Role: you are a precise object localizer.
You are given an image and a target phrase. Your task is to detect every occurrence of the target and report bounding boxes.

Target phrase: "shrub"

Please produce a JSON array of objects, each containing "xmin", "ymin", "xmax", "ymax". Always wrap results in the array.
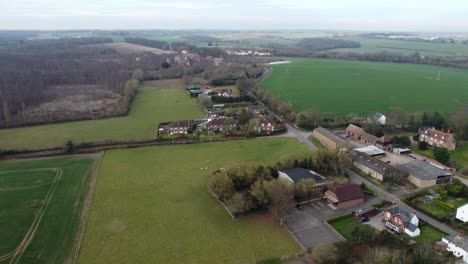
[
  {"xmin": 461, "ymin": 167, "xmax": 468, "ymax": 176},
  {"xmin": 433, "ymin": 147, "xmax": 451, "ymax": 165},
  {"xmin": 418, "ymin": 141, "xmax": 428, "ymax": 151}
]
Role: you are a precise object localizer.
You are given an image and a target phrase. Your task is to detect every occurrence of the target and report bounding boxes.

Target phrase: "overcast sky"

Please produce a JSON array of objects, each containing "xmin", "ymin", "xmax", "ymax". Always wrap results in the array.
[{"xmin": 1, "ymin": 0, "xmax": 468, "ymax": 32}]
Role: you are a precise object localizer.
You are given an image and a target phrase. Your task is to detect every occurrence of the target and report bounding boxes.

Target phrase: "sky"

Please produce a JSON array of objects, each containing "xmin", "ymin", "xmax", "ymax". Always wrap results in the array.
[{"xmin": 1, "ymin": 0, "xmax": 468, "ymax": 32}]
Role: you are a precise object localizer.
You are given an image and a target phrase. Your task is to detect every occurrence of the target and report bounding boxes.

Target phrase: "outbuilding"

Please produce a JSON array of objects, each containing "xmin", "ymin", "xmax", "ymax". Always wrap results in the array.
[
  {"xmin": 312, "ymin": 127, "xmax": 349, "ymax": 151},
  {"xmin": 398, "ymin": 159, "xmax": 453, "ymax": 188},
  {"xmin": 324, "ymin": 184, "xmax": 365, "ymax": 208}
]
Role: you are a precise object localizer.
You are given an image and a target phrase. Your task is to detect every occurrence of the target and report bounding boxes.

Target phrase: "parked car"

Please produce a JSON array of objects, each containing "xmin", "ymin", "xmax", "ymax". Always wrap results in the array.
[
  {"xmin": 296, "ymin": 204, "xmax": 304, "ymax": 211},
  {"xmin": 360, "ymin": 217, "xmax": 369, "ymax": 223}
]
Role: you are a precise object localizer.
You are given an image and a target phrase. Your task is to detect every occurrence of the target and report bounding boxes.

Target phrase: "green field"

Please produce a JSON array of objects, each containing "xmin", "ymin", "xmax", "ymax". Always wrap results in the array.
[
  {"xmin": 78, "ymin": 139, "xmax": 308, "ymax": 264},
  {"xmin": 262, "ymin": 58, "xmax": 468, "ymax": 117},
  {"xmin": 333, "ymin": 36, "xmax": 468, "ymax": 57},
  {"xmin": 0, "ymin": 155, "xmax": 96, "ymax": 264},
  {"xmin": 413, "ymin": 224, "xmax": 447, "ymax": 243},
  {"xmin": 0, "ymin": 83, "xmax": 204, "ymax": 150}
]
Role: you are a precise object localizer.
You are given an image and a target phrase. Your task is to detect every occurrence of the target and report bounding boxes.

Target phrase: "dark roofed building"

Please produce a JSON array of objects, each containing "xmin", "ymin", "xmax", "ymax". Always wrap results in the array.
[
  {"xmin": 350, "ymin": 150, "xmax": 407, "ymax": 181},
  {"xmin": 206, "ymin": 118, "xmax": 237, "ymax": 132},
  {"xmin": 324, "ymin": 184, "xmax": 365, "ymax": 208},
  {"xmin": 278, "ymin": 168, "xmax": 326, "ymax": 184},
  {"xmin": 157, "ymin": 120, "xmax": 193, "ymax": 136},
  {"xmin": 442, "ymin": 233, "xmax": 468, "ymax": 262},
  {"xmin": 312, "ymin": 127, "xmax": 349, "ymax": 151},
  {"xmin": 398, "ymin": 159, "xmax": 453, "ymax": 188},
  {"xmin": 360, "ymin": 132, "xmax": 379, "ymax": 145}
]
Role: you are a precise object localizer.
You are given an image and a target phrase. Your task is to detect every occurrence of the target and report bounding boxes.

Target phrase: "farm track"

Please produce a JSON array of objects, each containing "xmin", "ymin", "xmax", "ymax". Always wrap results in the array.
[{"xmin": 0, "ymin": 168, "xmax": 63, "ymax": 264}]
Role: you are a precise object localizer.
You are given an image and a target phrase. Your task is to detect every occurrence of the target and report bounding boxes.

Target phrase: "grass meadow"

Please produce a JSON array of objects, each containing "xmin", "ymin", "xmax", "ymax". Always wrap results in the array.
[
  {"xmin": 0, "ymin": 156, "xmax": 96, "ymax": 264},
  {"xmin": 0, "ymin": 81, "xmax": 204, "ymax": 150},
  {"xmin": 78, "ymin": 139, "xmax": 309, "ymax": 264},
  {"xmin": 261, "ymin": 58, "xmax": 468, "ymax": 117}
]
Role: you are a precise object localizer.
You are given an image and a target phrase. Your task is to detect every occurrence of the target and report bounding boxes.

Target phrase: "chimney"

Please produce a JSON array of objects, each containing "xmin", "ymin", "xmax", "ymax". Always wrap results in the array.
[{"xmin": 458, "ymin": 231, "xmax": 464, "ymax": 237}]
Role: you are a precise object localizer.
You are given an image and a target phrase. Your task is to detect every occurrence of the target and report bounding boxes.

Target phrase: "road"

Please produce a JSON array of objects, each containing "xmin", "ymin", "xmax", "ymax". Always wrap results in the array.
[{"xmin": 346, "ymin": 169, "xmax": 457, "ymax": 235}]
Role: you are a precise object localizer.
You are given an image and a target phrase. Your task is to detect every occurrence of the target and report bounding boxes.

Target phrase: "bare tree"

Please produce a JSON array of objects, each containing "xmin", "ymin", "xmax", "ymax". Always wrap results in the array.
[
  {"xmin": 311, "ymin": 243, "xmax": 338, "ymax": 264},
  {"xmin": 266, "ymin": 180, "xmax": 293, "ymax": 225}
]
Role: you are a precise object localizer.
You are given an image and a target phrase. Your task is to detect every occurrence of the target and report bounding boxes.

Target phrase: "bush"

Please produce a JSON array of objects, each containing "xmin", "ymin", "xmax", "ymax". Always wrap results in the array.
[
  {"xmin": 418, "ymin": 141, "xmax": 428, "ymax": 150},
  {"xmin": 461, "ymin": 167, "xmax": 468, "ymax": 176},
  {"xmin": 433, "ymin": 147, "xmax": 451, "ymax": 165}
]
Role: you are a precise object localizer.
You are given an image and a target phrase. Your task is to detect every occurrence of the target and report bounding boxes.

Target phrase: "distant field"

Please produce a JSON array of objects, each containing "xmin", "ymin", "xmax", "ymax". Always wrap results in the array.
[
  {"xmin": 0, "ymin": 80, "xmax": 204, "ymax": 150},
  {"xmin": 84, "ymin": 42, "xmax": 175, "ymax": 55},
  {"xmin": 0, "ymin": 156, "xmax": 96, "ymax": 264},
  {"xmin": 261, "ymin": 58, "xmax": 468, "ymax": 117},
  {"xmin": 78, "ymin": 139, "xmax": 308, "ymax": 264},
  {"xmin": 332, "ymin": 36, "xmax": 468, "ymax": 57}
]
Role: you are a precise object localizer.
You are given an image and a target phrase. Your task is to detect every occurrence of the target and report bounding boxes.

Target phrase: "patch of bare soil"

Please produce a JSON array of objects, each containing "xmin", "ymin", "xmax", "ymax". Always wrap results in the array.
[
  {"xmin": 84, "ymin": 43, "xmax": 176, "ymax": 55},
  {"xmin": 142, "ymin": 79, "xmax": 184, "ymax": 90}
]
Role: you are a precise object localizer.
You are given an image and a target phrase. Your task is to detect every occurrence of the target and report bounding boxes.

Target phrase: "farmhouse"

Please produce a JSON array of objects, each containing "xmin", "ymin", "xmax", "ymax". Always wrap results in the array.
[
  {"xmin": 323, "ymin": 184, "xmax": 365, "ymax": 208},
  {"xmin": 345, "ymin": 124, "xmax": 365, "ymax": 140},
  {"xmin": 441, "ymin": 233, "xmax": 468, "ymax": 263},
  {"xmin": 259, "ymin": 117, "xmax": 277, "ymax": 133},
  {"xmin": 383, "ymin": 206, "xmax": 420, "ymax": 237},
  {"xmin": 368, "ymin": 112, "xmax": 386, "ymax": 125},
  {"xmin": 350, "ymin": 150, "xmax": 405, "ymax": 181},
  {"xmin": 398, "ymin": 159, "xmax": 453, "ymax": 188},
  {"xmin": 278, "ymin": 168, "xmax": 330, "ymax": 188},
  {"xmin": 158, "ymin": 120, "xmax": 193, "ymax": 136},
  {"xmin": 312, "ymin": 127, "xmax": 349, "ymax": 151},
  {"xmin": 456, "ymin": 204, "xmax": 468, "ymax": 223},
  {"xmin": 206, "ymin": 118, "xmax": 237, "ymax": 132},
  {"xmin": 418, "ymin": 128, "xmax": 456, "ymax": 151}
]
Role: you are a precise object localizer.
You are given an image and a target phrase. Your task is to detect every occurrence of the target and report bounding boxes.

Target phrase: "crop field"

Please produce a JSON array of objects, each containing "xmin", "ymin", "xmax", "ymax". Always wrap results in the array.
[
  {"xmin": 331, "ymin": 36, "xmax": 468, "ymax": 56},
  {"xmin": 0, "ymin": 80, "xmax": 204, "ymax": 150},
  {"xmin": 261, "ymin": 58, "xmax": 468, "ymax": 117},
  {"xmin": 78, "ymin": 139, "xmax": 308, "ymax": 264},
  {"xmin": 0, "ymin": 155, "xmax": 96, "ymax": 264}
]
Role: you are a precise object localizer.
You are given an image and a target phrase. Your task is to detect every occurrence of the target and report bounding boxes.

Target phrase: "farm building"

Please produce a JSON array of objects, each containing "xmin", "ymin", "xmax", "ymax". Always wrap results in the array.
[
  {"xmin": 350, "ymin": 150, "xmax": 406, "ymax": 181},
  {"xmin": 278, "ymin": 168, "xmax": 331, "ymax": 188},
  {"xmin": 398, "ymin": 159, "xmax": 453, "ymax": 188},
  {"xmin": 383, "ymin": 206, "xmax": 420, "ymax": 237},
  {"xmin": 312, "ymin": 127, "xmax": 349, "ymax": 151},
  {"xmin": 323, "ymin": 184, "xmax": 365, "ymax": 208},
  {"xmin": 360, "ymin": 132, "xmax": 379, "ymax": 145},
  {"xmin": 418, "ymin": 128, "xmax": 456, "ymax": 151},
  {"xmin": 376, "ymin": 135, "xmax": 393, "ymax": 151},
  {"xmin": 441, "ymin": 233, "xmax": 468, "ymax": 263},
  {"xmin": 354, "ymin": 146, "xmax": 386, "ymax": 157},
  {"xmin": 456, "ymin": 204, "xmax": 468, "ymax": 223},
  {"xmin": 158, "ymin": 120, "xmax": 193, "ymax": 136},
  {"xmin": 345, "ymin": 124, "xmax": 365, "ymax": 140}
]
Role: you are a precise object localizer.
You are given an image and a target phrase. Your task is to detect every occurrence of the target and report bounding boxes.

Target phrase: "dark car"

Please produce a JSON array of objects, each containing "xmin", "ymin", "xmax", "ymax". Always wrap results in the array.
[
  {"xmin": 360, "ymin": 217, "xmax": 369, "ymax": 223},
  {"xmin": 296, "ymin": 204, "xmax": 304, "ymax": 211}
]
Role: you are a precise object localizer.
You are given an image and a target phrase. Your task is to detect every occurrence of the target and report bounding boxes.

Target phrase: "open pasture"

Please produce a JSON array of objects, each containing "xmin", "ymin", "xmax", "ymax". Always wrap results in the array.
[
  {"xmin": 0, "ymin": 80, "xmax": 203, "ymax": 150},
  {"xmin": 261, "ymin": 58, "xmax": 468, "ymax": 117},
  {"xmin": 78, "ymin": 139, "xmax": 309, "ymax": 264},
  {"xmin": 0, "ymin": 156, "xmax": 96, "ymax": 264}
]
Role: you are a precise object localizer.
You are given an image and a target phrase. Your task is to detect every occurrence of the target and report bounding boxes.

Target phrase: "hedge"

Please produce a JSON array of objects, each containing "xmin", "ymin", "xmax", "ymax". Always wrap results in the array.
[{"xmin": 326, "ymin": 213, "xmax": 353, "ymax": 223}]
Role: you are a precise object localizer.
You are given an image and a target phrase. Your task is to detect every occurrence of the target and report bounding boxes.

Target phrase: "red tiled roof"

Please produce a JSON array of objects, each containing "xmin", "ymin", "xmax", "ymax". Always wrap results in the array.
[{"xmin": 331, "ymin": 184, "xmax": 364, "ymax": 202}]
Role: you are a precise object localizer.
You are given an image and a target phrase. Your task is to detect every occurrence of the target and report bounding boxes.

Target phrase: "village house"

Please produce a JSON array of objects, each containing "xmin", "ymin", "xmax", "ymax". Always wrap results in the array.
[
  {"xmin": 206, "ymin": 118, "xmax": 237, "ymax": 132},
  {"xmin": 312, "ymin": 127, "xmax": 349, "ymax": 151},
  {"xmin": 323, "ymin": 184, "xmax": 365, "ymax": 208},
  {"xmin": 158, "ymin": 120, "xmax": 193, "ymax": 136},
  {"xmin": 441, "ymin": 232, "xmax": 468, "ymax": 263},
  {"xmin": 368, "ymin": 112, "xmax": 387, "ymax": 125},
  {"xmin": 418, "ymin": 127, "xmax": 456, "ymax": 150},
  {"xmin": 350, "ymin": 150, "xmax": 406, "ymax": 181},
  {"xmin": 345, "ymin": 124, "xmax": 365, "ymax": 140},
  {"xmin": 278, "ymin": 168, "xmax": 332, "ymax": 188},
  {"xmin": 217, "ymin": 88, "xmax": 233, "ymax": 97},
  {"xmin": 456, "ymin": 204, "xmax": 468, "ymax": 223},
  {"xmin": 398, "ymin": 159, "xmax": 453, "ymax": 188},
  {"xmin": 383, "ymin": 206, "xmax": 420, "ymax": 237}
]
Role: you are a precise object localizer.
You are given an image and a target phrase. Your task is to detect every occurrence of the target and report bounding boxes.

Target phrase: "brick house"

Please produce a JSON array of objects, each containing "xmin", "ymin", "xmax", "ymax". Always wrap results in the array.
[
  {"xmin": 158, "ymin": 120, "xmax": 193, "ymax": 136},
  {"xmin": 207, "ymin": 118, "xmax": 237, "ymax": 132},
  {"xmin": 323, "ymin": 184, "xmax": 365, "ymax": 208},
  {"xmin": 383, "ymin": 206, "xmax": 420, "ymax": 237},
  {"xmin": 345, "ymin": 124, "xmax": 365, "ymax": 140},
  {"xmin": 418, "ymin": 128, "xmax": 456, "ymax": 150}
]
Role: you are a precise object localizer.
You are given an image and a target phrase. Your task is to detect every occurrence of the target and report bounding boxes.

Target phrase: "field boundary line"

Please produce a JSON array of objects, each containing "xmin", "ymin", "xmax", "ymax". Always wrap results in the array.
[
  {"xmin": 7, "ymin": 168, "xmax": 63, "ymax": 264},
  {"xmin": 69, "ymin": 152, "xmax": 104, "ymax": 264}
]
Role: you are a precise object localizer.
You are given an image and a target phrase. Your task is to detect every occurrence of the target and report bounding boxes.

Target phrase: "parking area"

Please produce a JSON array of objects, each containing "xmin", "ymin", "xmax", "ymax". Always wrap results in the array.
[
  {"xmin": 364, "ymin": 211, "xmax": 386, "ymax": 231},
  {"xmin": 286, "ymin": 201, "xmax": 344, "ymax": 249}
]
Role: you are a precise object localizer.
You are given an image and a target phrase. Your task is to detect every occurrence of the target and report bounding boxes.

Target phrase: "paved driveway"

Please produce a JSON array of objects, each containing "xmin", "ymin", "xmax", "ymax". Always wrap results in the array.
[{"xmin": 286, "ymin": 201, "xmax": 343, "ymax": 249}]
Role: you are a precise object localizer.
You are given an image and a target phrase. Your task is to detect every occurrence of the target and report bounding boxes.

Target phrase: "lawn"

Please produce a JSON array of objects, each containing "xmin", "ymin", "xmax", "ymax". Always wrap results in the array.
[
  {"xmin": 417, "ymin": 203, "xmax": 452, "ymax": 219},
  {"xmin": 308, "ymin": 135, "xmax": 325, "ymax": 149},
  {"xmin": 0, "ymin": 81, "xmax": 204, "ymax": 150},
  {"xmin": 78, "ymin": 139, "xmax": 309, "ymax": 264},
  {"xmin": 0, "ymin": 155, "xmax": 96, "ymax": 264},
  {"xmin": 413, "ymin": 224, "xmax": 447, "ymax": 243},
  {"xmin": 261, "ymin": 58, "xmax": 468, "ymax": 117},
  {"xmin": 411, "ymin": 141, "xmax": 468, "ymax": 170},
  {"xmin": 328, "ymin": 214, "xmax": 361, "ymax": 240}
]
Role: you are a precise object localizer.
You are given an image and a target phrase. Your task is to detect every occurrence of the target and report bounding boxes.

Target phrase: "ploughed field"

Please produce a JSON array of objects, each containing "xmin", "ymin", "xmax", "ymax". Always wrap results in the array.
[
  {"xmin": 261, "ymin": 58, "xmax": 468, "ymax": 117},
  {"xmin": 78, "ymin": 139, "xmax": 308, "ymax": 264},
  {"xmin": 0, "ymin": 156, "xmax": 96, "ymax": 264},
  {"xmin": 0, "ymin": 80, "xmax": 203, "ymax": 150}
]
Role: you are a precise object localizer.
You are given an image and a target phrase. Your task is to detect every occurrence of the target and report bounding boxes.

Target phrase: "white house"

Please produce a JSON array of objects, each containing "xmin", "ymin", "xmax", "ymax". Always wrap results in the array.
[
  {"xmin": 367, "ymin": 112, "xmax": 386, "ymax": 125},
  {"xmin": 457, "ymin": 204, "xmax": 468, "ymax": 223},
  {"xmin": 442, "ymin": 233, "xmax": 468, "ymax": 263}
]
